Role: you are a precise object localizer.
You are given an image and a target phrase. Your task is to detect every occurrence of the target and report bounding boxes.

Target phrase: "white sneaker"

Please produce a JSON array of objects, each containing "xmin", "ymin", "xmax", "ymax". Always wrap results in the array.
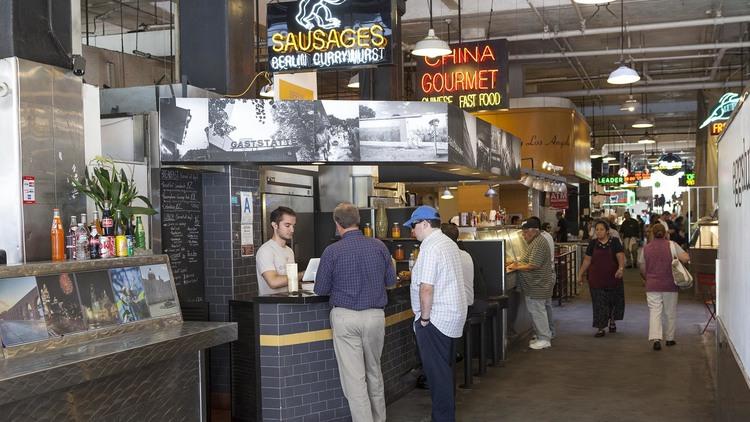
[{"xmin": 529, "ymin": 339, "xmax": 551, "ymax": 350}]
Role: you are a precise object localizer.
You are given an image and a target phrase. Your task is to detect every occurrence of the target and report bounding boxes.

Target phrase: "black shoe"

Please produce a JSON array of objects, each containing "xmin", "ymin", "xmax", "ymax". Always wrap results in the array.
[
  {"xmin": 609, "ymin": 322, "xmax": 617, "ymax": 333},
  {"xmin": 416, "ymin": 375, "xmax": 429, "ymax": 389},
  {"xmin": 666, "ymin": 340, "xmax": 676, "ymax": 347},
  {"xmin": 595, "ymin": 330, "xmax": 606, "ymax": 337},
  {"xmin": 653, "ymin": 341, "xmax": 662, "ymax": 351}
]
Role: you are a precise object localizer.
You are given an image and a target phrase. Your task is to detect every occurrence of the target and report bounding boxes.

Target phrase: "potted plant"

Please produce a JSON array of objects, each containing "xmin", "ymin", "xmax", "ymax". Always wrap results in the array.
[{"xmin": 70, "ymin": 156, "xmax": 157, "ymax": 220}]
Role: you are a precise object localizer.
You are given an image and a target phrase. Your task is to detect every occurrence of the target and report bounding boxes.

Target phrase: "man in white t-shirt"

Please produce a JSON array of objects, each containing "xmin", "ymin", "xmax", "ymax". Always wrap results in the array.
[{"xmin": 255, "ymin": 206, "xmax": 297, "ymax": 295}]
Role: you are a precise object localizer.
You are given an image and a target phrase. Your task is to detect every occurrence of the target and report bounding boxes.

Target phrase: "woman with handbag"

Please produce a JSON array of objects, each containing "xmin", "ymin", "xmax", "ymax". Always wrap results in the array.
[
  {"xmin": 577, "ymin": 220, "xmax": 626, "ymax": 337},
  {"xmin": 638, "ymin": 223, "xmax": 691, "ymax": 351}
]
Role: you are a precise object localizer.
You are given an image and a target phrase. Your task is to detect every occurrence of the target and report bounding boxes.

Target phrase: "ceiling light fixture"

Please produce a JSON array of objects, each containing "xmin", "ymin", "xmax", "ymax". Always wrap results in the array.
[
  {"xmin": 484, "ymin": 185, "xmax": 498, "ymax": 197},
  {"xmin": 347, "ymin": 73, "xmax": 359, "ymax": 89},
  {"xmin": 620, "ymin": 96, "xmax": 638, "ymax": 112},
  {"xmin": 607, "ymin": 0, "xmax": 640, "ymax": 85},
  {"xmin": 440, "ymin": 188, "xmax": 454, "ymax": 199},
  {"xmin": 638, "ymin": 132, "xmax": 656, "ymax": 144},
  {"xmin": 412, "ymin": 0, "xmax": 451, "ymax": 58},
  {"xmin": 632, "ymin": 117, "xmax": 654, "ymax": 129}
]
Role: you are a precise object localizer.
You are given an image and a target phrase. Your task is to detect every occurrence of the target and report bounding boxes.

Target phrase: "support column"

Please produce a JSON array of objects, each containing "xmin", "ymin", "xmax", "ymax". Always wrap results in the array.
[{"xmin": 359, "ymin": 0, "xmax": 405, "ymax": 100}]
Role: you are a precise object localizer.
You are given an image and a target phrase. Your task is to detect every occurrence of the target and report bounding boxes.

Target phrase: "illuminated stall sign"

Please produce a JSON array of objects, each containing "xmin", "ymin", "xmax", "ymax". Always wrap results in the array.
[
  {"xmin": 655, "ymin": 153, "xmax": 683, "ymax": 176},
  {"xmin": 679, "ymin": 172, "xmax": 696, "ymax": 187},
  {"xmin": 597, "ymin": 172, "xmax": 650, "ymax": 187},
  {"xmin": 416, "ymin": 39, "xmax": 509, "ymax": 112},
  {"xmin": 700, "ymin": 92, "xmax": 740, "ymax": 133},
  {"xmin": 597, "ymin": 176, "xmax": 624, "ymax": 186},
  {"xmin": 267, "ymin": 0, "xmax": 393, "ymax": 72}
]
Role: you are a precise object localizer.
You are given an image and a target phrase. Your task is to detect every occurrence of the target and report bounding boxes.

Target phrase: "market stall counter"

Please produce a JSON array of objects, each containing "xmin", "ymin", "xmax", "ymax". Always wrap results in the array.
[
  {"xmin": 230, "ymin": 285, "xmax": 416, "ymax": 422},
  {"xmin": 0, "ymin": 255, "xmax": 237, "ymax": 421}
]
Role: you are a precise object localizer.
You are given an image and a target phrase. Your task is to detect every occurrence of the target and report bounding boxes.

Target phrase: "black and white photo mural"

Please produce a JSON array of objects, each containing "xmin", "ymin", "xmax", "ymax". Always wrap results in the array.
[
  {"xmin": 358, "ymin": 101, "xmax": 449, "ymax": 162},
  {"xmin": 159, "ymin": 98, "xmax": 520, "ymax": 177}
]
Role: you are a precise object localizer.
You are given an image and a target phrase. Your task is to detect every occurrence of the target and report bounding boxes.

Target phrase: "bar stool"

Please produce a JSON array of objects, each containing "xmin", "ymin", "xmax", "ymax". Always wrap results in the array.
[
  {"xmin": 486, "ymin": 295, "xmax": 509, "ymax": 366},
  {"xmin": 459, "ymin": 310, "xmax": 486, "ymax": 389}
]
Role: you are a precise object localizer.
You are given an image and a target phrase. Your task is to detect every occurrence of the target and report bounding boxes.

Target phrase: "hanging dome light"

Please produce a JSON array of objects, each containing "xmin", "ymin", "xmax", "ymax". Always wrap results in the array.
[
  {"xmin": 620, "ymin": 96, "xmax": 638, "ymax": 112},
  {"xmin": 413, "ymin": 29, "xmax": 452, "ymax": 58},
  {"xmin": 484, "ymin": 185, "xmax": 498, "ymax": 197},
  {"xmin": 440, "ymin": 188, "xmax": 454, "ymax": 199},
  {"xmin": 608, "ymin": 64, "xmax": 641, "ymax": 85},
  {"xmin": 638, "ymin": 132, "xmax": 656, "ymax": 144},
  {"xmin": 632, "ymin": 118, "xmax": 654, "ymax": 129}
]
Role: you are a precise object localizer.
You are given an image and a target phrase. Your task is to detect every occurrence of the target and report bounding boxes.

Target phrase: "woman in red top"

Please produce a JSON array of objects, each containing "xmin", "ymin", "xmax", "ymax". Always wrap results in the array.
[
  {"xmin": 638, "ymin": 223, "xmax": 690, "ymax": 350},
  {"xmin": 578, "ymin": 220, "xmax": 626, "ymax": 337}
]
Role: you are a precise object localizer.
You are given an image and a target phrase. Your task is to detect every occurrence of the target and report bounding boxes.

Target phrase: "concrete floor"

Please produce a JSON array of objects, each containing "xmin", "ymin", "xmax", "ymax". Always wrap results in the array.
[{"xmin": 386, "ymin": 268, "xmax": 717, "ymax": 422}]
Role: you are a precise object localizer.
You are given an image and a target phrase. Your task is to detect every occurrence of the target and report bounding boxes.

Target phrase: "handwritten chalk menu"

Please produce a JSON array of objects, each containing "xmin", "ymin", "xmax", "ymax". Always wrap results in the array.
[{"xmin": 160, "ymin": 169, "xmax": 204, "ymax": 303}]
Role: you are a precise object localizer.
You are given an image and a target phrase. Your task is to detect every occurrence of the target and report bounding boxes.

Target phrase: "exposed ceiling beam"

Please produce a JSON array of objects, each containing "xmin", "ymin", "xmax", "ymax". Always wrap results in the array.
[
  {"xmin": 511, "ymin": 41, "xmax": 750, "ymax": 60},
  {"xmin": 531, "ymin": 80, "xmax": 744, "ymax": 97}
]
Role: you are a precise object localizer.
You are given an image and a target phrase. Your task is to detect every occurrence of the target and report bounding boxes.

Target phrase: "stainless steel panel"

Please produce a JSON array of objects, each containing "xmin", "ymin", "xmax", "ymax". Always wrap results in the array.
[
  {"xmin": 0, "ymin": 58, "xmax": 24, "ymax": 264},
  {"xmin": 262, "ymin": 169, "xmax": 314, "ymax": 196},
  {"xmin": 99, "ymin": 84, "xmax": 220, "ymax": 115},
  {"xmin": 0, "ymin": 58, "xmax": 86, "ymax": 264}
]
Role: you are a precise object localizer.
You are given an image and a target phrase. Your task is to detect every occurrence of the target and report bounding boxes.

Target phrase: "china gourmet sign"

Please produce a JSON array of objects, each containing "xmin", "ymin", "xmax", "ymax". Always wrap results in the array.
[
  {"xmin": 416, "ymin": 39, "xmax": 509, "ymax": 112},
  {"xmin": 267, "ymin": 0, "xmax": 394, "ymax": 72}
]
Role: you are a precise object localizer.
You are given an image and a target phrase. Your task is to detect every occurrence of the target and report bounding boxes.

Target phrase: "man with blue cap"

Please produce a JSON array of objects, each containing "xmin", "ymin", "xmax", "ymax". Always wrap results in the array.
[{"xmin": 404, "ymin": 205, "xmax": 467, "ymax": 422}]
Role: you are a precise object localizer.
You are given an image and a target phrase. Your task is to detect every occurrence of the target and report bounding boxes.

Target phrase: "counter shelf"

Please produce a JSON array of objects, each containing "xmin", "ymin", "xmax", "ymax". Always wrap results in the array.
[{"xmin": 0, "ymin": 255, "xmax": 237, "ymax": 420}]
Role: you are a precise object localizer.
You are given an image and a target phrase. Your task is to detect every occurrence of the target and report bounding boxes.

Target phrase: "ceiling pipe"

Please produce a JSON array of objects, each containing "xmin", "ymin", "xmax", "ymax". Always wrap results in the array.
[
  {"xmin": 529, "ymin": 80, "xmax": 744, "ymax": 97},
  {"xmin": 402, "ymin": 15, "xmax": 750, "ymax": 45},
  {"xmin": 709, "ymin": 48, "xmax": 728, "ymax": 80},
  {"xmin": 630, "ymin": 54, "xmax": 718, "ymax": 63},
  {"xmin": 511, "ymin": 41, "xmax": 750, "ymax": 60},
  {"xmin": 524, "ymin": 65, "xmax": 733, "ymax": 84}
]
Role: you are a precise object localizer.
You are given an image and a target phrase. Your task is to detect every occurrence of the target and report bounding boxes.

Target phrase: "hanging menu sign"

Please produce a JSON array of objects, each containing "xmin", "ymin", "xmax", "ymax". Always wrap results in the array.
[
  {"xmin": 267, "ymin": 0, "xmax": 394, "ymax": 72},
  {"xmin": 416, "ymin": 39, "xmax": 509, "ymax": 112},
  {"xmin": 160, "ymin": 169, "xmax": 205, "ymax": 303}
]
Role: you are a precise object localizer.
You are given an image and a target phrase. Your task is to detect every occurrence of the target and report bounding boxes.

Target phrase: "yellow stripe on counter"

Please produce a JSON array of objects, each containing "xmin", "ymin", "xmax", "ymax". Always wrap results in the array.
[
  {"xmin": 260, "ymin": 309, "xmax": 416, "ymax": 347},
  {"xmin": 385, "ymin": 309, "xmax": 415, "ymax": 327},
  {"xmin": 260, "ymin": 329, "xmax": 333, "ymax": 347}
]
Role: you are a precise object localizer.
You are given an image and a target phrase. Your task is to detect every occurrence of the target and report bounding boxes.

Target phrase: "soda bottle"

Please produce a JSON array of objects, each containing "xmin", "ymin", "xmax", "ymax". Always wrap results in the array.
[
  {"xmin": 125, "ymin": 216, "xmax": 135, "ymax": 256},
  {"xmin": 135, "ymin": 216, "xmax": 146, "ymax": 249},
  {"xmin": 66, "ymin": 215, "xmax": 78, "ymax": 260},
  {"xmin": 76, "ymin": 222, "xmax": 90, "ymax": 261},
  {"xmin": 51, "ymin": 209, "xmax": 65, "ymax": 262},
  {"xmin": 100, "ymin": 201, "xmax": 114, "ymax": 258},
  {"xmin": 89, "ymin": 223, "xmax": 101, "ymax": 259},
  {"xmin": 91, "ymin": 210, "xmax": 103, "ymax": 235},
  {"xmin": 114, "ymin": 210, "xmax": 128, "ymax": 257}
]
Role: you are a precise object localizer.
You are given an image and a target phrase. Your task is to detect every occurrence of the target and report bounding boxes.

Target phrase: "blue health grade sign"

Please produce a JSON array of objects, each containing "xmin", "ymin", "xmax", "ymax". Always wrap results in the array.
[{"xmin": 267, "ymin": 0, "xmax": 394, "ymax": 72}]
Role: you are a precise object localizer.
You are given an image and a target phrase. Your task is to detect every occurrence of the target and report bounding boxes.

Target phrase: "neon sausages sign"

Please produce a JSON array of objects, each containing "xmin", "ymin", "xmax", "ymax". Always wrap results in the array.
[
  {"xmin": 267, "ymin": 0, "xmax": 393, "ymax": 72},
  {"xmin": 416, "ymin": 39, "xmax": 509, "ymax": 112}
]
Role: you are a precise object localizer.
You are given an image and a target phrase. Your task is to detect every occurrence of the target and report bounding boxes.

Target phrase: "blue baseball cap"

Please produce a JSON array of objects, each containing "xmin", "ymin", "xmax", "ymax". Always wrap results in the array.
[{"xmin": 403, "ymin": 206, "xmax": 441, "ymax": 228}]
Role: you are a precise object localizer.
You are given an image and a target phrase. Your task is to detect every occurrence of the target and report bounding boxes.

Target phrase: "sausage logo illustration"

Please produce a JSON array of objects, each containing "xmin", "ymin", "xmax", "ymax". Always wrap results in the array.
[{"xmin": 295, "ymin": 0, "xmax": 347, "ymax": 30}]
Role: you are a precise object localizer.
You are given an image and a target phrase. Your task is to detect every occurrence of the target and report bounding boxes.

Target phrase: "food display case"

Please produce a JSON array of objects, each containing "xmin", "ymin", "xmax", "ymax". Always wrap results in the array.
[{"xmin": 459, "ymin": 226, "xmax": 526, "ymax": 290}]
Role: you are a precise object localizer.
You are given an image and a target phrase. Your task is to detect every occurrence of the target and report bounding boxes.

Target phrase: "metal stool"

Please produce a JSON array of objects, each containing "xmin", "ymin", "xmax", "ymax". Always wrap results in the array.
[
  {"xmin": 459, "ymin": 311, "xmax": 486, "ymax": 389},
  {"xmin": 484, "ymin": 302, "xmax": 501, "ymax": 366}
]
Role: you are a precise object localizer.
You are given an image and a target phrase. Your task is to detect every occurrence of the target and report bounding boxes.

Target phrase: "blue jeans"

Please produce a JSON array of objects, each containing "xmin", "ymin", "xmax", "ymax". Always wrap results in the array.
[
  {"xmin": 525, "ymin": 296, "xmax": 553, "ymax": 342},
  {"xmin": 415, "ymin": 321, "xmax": 456, "ymax": 422}
]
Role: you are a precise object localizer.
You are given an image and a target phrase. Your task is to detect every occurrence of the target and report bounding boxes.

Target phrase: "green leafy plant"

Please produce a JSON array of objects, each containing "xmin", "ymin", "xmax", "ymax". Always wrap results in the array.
[{"xmin": 70, "ymin": 156, "xmax": 156, "ymax": 219}]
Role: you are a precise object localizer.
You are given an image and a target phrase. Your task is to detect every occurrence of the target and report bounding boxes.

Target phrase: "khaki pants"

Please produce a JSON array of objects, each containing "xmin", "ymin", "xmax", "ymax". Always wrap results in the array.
[
  {"xmin": 330, "ymin": 307, "xmax": 386, "ymax": 422},
  {"xmin": 646, "ymin": 291, "xmax": 678, "ymax": 341},
  {"xmin": 623, "ymin": 237, "xmax": 639, "ymax": 267}
]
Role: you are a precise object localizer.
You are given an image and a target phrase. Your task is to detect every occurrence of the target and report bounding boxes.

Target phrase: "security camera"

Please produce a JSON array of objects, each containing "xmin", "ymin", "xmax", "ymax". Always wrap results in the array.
[{"xmin": 72, "ymin": 55, "xmax": 86, "ymax": 77}]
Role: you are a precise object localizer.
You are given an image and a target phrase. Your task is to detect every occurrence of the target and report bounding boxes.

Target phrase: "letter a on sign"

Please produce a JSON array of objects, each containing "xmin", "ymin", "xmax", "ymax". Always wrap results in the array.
[{"xmin": 241, "ymin": 192, "xmax": 253, "ymax": 224}]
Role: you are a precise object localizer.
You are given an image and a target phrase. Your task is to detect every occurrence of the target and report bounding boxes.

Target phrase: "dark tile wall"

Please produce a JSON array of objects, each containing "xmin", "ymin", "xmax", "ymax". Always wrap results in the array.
[
  {"xmin": 202, "ymin": 163, "xmax": 262, "ymax": 395},
  {"xmin": 203, "ymin": 169, "xmax": 233, "ymax": 394},
  {"xmin": 381, "ymin": 289, "xmax": 418, "ymax": 404},
  {"xmin": 229, "ymin": 164, "xmax": 262, "ymax": 301}
]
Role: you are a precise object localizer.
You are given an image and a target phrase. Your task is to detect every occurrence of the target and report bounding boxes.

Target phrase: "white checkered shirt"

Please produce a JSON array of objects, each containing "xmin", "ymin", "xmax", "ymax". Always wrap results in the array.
[{"xmin": 410, "ymin": 230, "xmax": 467, "ymax": 338}]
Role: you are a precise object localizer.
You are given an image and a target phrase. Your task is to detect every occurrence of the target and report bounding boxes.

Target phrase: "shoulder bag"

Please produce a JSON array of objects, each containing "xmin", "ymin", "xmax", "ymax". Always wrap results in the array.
[{"xmin": 669, "ymin": 241, "xmax": 693, "ymax": 289}]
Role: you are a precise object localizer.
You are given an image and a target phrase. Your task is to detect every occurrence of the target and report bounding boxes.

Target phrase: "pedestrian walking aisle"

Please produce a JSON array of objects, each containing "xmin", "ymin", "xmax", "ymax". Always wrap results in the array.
[{"xmin": 387, "ymin": 269, "xmax": 716, "ymax": 422}]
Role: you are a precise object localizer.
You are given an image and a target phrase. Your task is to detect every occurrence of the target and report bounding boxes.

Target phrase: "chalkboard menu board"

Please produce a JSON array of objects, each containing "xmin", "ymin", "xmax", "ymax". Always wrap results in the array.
[{"xmin": 160, "ymin": 169, "xmax": 204, "ymax": 303}]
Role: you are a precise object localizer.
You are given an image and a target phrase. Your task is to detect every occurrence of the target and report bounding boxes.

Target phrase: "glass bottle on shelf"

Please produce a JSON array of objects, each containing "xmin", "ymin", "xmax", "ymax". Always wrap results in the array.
[
  {"xmin": 76, "ymin": 222, "xmax": 90, "ymax": 261},
  {"xmin": 114, "ymin": 210, "xmax": 128, "ymax": 257},
  {"xmin": 393, "ymin": 244, "xmax": 405, "ymax": 261},
  {"xmin": 408, "ymin": 248, "xmax": 416, "ymax": 270},
  {"xmin": 375, "ymin": 203, "xmax": 389, "ymax": 239},
  {"xmin": 363, "ymin": 222, "xmax": 373, "ymax": 237},
  {"xmin": 391, "ymin": 222, "xmax": 401, "ymax": 239},
  {"xmin": 412, "ymin": 244, "xmax": 420, "ymax": 259},
  {"xmin": 51, "ymin": 209, "xmax": 65, "ymax": 262},
  {"xmin": 66, "ymin": 215, "xmax": 78, "ymax": 260},
  {"xmin": 135, "ymin": 216, "xmax": 146, "ymax": 249}
]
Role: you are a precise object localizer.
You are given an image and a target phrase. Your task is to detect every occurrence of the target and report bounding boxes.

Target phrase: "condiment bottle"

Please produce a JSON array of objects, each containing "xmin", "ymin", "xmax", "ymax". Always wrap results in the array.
[
  {"xmin": 363, "ymin": 222, "xmax": 373, "ymax": 237},
  {"xmin": 393, "ymin": 244, "xmax": 405, "ymax": 261},
  {"xmin": 391, "ymin": 222, "xmax": 401, "ymax": 239}
]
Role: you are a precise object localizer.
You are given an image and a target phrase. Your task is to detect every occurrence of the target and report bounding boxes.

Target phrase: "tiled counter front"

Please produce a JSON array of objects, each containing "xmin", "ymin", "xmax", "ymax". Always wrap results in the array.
[{"xmin": 230, "ymin": 286, "xmax": 417, "ymax": 422}]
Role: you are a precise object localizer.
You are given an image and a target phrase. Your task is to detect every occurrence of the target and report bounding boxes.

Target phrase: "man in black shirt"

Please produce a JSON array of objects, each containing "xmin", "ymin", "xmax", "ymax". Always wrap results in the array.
[
  {"xmin": 620, "ymin": 211, "xmax": 641, "ymax": 268},
  {"xmin": 556, "ymin": 211, "xmax": 568, "ymax": 243}
]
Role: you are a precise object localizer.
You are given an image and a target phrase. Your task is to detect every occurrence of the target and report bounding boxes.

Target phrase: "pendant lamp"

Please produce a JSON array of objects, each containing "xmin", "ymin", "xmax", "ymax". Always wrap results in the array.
[
  {"xmin": 632, "ymin": 93, "xmax": 654, "ymax": 128},
  {"xmin": 638, "ymin": 132, "xmax": 656, "ymax": 144},
  {"xmin": 412, "ymin": 0, "xmax": 451, "ymax": 58},
  {"xmin": 607, "ymin": 1, "xmax": 640, "ymax": 85},
  {"xmin": 347, "ymin": 73, "xmax": 359, "ymax": 89},
  {"xmin": 440, "ymin": 188, "xmax": 454, "ymax": 199},
  {"xmin": 484, "ymin": 185, "xmax": 498, "ymax": 198}
]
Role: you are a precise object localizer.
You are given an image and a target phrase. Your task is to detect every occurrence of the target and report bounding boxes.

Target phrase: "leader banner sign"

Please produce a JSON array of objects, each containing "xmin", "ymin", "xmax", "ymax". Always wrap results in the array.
[
  {"xmin": 267, "ymin": 0, "xmax": 394, "ymax": 72},
  {"xmin": 416, "ymin": 39, "xmax": 509, "ymax": 112}
]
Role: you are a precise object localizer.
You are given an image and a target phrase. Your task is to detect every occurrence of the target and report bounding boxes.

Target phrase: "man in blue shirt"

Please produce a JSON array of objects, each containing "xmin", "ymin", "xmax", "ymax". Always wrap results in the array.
[{"xmin": 315, "ymin": 202, "xmax": 397, "ymax": 422}]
